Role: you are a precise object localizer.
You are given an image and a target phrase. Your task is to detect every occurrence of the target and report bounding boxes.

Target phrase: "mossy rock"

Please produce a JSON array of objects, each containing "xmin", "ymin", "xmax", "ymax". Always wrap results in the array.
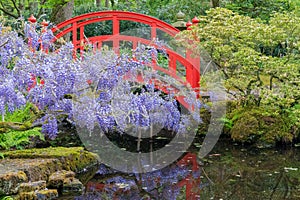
[
  {"xmin": 1, "ymin": 147, "xmax": 99, "ymax": 196},
  {"xmin": 18, "ymin": 189, "xmax": 58, "ymax": 200},
  {"xmin": 0, "ymin": 158, "xmax": 59, "ymax": 195},
  {"xmin": 18, "ymin": 191, "xmax": 36, "ymax": 200},
  {"xmin": 3, "ymin": 147, "xmax": 99, "ymax": 173},
  {"xmin": 48, "ymin": 170, "xmax": 75, "ymax": 188},
  {"xmin": 62, "ymin": 177, "xmax": 83, "ymax": 195},
  {"xmin": 3, "ymin": 147, "xmax": 85, "ymax": 159},
  {"xmin": 36, "ymin": 189, "xmax": 58, "ymax": 199},
  {"xmin": 0, "ymin": 171, "xmax": 27, "ymax": 195},
  {"xmin": 18, "ymin": 181, "xmax": 46, "ymax": 193}
]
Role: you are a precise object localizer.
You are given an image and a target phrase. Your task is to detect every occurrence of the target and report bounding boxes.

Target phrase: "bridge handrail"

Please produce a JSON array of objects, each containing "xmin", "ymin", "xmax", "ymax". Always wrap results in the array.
[
  {"xmin": 52, "ymin": 11, "xmax": 179, "ymax": 38},
  {"xmin": 51, "ymin": 11, "xmax": 200, "ymax": 94}
]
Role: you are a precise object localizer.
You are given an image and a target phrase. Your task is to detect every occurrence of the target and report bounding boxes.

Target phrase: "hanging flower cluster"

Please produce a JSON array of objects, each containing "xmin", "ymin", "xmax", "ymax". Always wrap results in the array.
[{"xmin": 0, "ymin": 19, "xmax": 201, "ymax": 139}]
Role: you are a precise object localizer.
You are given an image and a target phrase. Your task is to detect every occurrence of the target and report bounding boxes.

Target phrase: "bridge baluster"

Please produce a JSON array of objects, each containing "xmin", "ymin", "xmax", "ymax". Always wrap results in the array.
[
  {"xmin": 168, "ymin": 54, "xmax": 177, "ymax": 76},
  {"xmin": 51, "ymin": 11, "xmax": 201, "ymax": 105},
  {"xmin": 112, "ymin": 15, "xmax": 120, "ymax": 53},
  {"xmin": 151, "ymin": 23, "xmax": 157, "ymax": 40}
]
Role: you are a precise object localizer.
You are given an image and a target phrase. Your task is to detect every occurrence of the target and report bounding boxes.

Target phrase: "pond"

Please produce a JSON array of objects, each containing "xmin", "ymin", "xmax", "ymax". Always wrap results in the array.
[{"xmin": 60, "ymin": 139, "xmax": 300, "ymax": 200}]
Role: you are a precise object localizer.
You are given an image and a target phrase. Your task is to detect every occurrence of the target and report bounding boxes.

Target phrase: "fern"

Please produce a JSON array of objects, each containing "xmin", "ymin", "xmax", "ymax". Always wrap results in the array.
[
  {"xmin": 0, "ymin": 102, "xmax": 44, "ymax": 150},
  {"xmin": 0, "ymin": 128, "xmax": 44, "ymax": 150},
  {"xmin": 0, "ymin": 196, "xmax": 14, "ymax": 200},
  {"xmin": 4, "ymin": 103, "xmax": 36, "ymax": 123},
  {"xmin": 220, "ymin": 114, "xmax": 240, "ymax": 130}
]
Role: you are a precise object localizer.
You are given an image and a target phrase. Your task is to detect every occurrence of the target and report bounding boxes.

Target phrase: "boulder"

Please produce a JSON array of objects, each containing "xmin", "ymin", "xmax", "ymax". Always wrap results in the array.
[
  {"xmin": 48, "ymin": 170, "xmax": 75, "ymax": 188},
  {"xmin": 62, "ymin": 177, "xmax": 84, "ymax": 195},
  {"xmin": 0, "ymin": 171, "xmax": 27, "ymax": 195},
  {"xmin": 18, "ymin": 180, "xmax": 46, "ymax": 193}
]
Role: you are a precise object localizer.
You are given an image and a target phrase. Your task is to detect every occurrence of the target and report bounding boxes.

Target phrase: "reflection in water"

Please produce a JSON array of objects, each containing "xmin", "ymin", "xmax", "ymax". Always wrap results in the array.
[
  {"xmin": 74, "ymin": 143, "xmax": 300, "ymax": 200},
  {"xmin": 200, "ymin": 145, "xmax": 300, "ymax": 200},
  {"xmin": 76, "ymin": 153, "xmax": 202, "ymax": 200}
]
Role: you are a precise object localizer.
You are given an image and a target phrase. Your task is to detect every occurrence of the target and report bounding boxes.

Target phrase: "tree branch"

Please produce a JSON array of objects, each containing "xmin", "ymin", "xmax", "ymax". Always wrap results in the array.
[
  {"xmin": 0, "ymin": 1, "xmax": 18, "ymax": 19},
  {"xmin": 9, "ymin": 0, "xmax": 21, "ymax": 18},
  {"xmin": 0, "ymin": 121, "xmax": 41, "ymax": 132},
  {"xmin": 0, "ymin": 40, "xmax": 9, "ymax": 48},
  {"xmin": 37, "ymin": 0, "xmax": 47, "ymax": 18}
]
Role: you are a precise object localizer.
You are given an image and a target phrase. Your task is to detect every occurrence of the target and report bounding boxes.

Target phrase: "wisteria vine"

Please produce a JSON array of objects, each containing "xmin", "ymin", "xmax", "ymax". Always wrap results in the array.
[{"xmin": 0, "ymin": 19, "xmax": 202, "ymax": 140}]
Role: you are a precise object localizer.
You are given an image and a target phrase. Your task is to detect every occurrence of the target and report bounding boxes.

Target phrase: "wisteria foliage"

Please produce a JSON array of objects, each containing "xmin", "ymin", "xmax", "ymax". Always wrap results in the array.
[{"xmin": 0, "ymin": 21, "xmax": 201, "ymax": 139}]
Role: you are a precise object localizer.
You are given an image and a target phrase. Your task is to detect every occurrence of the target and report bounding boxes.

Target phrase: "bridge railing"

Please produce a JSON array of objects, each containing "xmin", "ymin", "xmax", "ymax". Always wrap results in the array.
[{"xmin": 51, "ymin": 11, "xmax": 200, "ymax": 91}]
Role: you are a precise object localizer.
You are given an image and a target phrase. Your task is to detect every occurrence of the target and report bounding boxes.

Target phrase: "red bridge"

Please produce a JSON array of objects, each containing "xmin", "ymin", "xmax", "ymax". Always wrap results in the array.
[{"xmin": 52, "ymin": 11, "xmax": 200, "ymax": 106}]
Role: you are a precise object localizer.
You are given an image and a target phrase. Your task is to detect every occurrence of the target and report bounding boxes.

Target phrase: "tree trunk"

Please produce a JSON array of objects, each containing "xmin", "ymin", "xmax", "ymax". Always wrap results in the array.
[
  {"xmin": 19, "ymin": 0, "xmax": 25, "ymax": 12},
  {"xmin": 50, "ymin": 0, "xmax": 74, "ymax": 25},
  {"xmin": 50, "ymin": 0, "xmax": 74, "ymax": 41},
  {"xmin": 211, "ymin": 0, "xmax": 220, "ymax": 8},
  {"xmin": 29, "ymin": 1, "xmax": 38, "ymax": 14},
  {"xmin": 110, "ymin": 0, "xmax": 114, "ymax": 7},
  {"xmin": 96, "ymin": 0, "xmax": 101, "ymax": 7},
  {"xmin": 105, "ymin": 0, "xmax": 109, "ymax": 7}
]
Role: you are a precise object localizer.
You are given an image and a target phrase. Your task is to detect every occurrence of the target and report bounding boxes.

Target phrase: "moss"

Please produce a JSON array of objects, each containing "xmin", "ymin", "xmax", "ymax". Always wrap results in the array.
[
  {"xmin": 1, "ymin": 147, "xmax": 99, "ymax": 196},
  {"xmin": 18, "ymin": 181, "xmax": 46, "ymax": 193},
  {"xmin": 3, "ymin": 147, "xmax": 99, "ymax": 176},
  {"xmin": 36, "ymin": 189, "xmax": 58, "ymax": 199},
  {"xmin": 18, "ymin": 191, "xmax": 37, "ymax": 200},
  {"xmin": 226, "ymin": 104, "xmax": 298, "ymax": 146},
  {"xmin": 3, "ymin": 147, "xmax": 85, "ymax": 159},
  {"xmin": 48, "ymin": 170, "xmax": 75, "ymax": 188},
  {"xmin": 231, "ymin": 114, "xmax": 260, "ymax": 142},
  {"xmin": 0, "ymin": 171, "xmax": 28, "ymax": 195}
]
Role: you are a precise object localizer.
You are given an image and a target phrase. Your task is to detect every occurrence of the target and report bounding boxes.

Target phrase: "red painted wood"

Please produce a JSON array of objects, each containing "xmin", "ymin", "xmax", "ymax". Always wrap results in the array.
[
  {"xmin": 177, "ymin": 153, "xmax": 201, "ymax": 199},
  {"xmin": 151, "ymin": 22, "xmax": 157, "ymax": 39}
]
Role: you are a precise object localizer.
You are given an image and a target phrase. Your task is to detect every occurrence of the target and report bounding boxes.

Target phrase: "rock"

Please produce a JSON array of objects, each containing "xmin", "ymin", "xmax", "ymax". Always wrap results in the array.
[
  {"xmin": 0, "ymin": 147, "xmax": 99, "ymax": 196},
  {"xmin": 0, "ymin": 171, "xmax": 28, "ymax": 195},
  {"xmin": 36, "ymin": 189, "xmax": 58, "ymax": 200},
  {"xmin": 3, "ymin": 147, "xmax": 99, "ymax": 174},
  {"xmin": 48, "ymin": 170, "xmax": 75, "ymax": 188},
  {"xmin": 18, "ymin": 191, "xmax": 36, "ymax": 200},
  {"xmin": 18, "ymin": 180, "xmax": 46, "ymax": 193},
  {"xmin": 18, "ymin": 189, "xmax": 58, "ymax": 200},
  {"xmin": 62, "ymin": 177, "xmax": 84, "ymax": 195},
  {"xmin": 48, "ymin": 170, "xmax": 84, "ymax": 195}
]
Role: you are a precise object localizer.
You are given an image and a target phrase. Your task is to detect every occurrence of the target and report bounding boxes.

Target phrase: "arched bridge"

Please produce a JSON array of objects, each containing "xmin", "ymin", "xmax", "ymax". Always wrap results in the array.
[{"xmin": 52, "ymin": 11, "xmax": 200, "ymax": 104}]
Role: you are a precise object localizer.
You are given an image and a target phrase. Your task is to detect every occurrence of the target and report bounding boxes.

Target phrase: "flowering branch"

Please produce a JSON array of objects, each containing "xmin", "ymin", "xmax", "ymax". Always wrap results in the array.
[{"xmin": 0, "ymin": 121, "xmax": 41, "ymax": 132}]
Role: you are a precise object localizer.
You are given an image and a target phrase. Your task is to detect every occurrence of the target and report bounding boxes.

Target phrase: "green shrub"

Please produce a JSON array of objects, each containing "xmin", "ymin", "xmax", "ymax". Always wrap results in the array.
[{"xmin": 225, "ymin": 104, "xmax": 299, "ymax": 145}]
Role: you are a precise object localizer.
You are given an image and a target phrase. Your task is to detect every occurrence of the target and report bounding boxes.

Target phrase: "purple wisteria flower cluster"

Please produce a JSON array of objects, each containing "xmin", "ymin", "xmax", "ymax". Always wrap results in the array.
[{"xmin": 0, "ymin": 20, "xmax": 202, "ymax": 140}]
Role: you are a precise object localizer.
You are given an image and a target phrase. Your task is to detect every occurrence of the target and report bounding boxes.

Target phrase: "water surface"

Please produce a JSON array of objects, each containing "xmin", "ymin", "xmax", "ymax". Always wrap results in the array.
[{"xmin": 72, "ymin": 140, "xmax": 300, "ymax": 199}]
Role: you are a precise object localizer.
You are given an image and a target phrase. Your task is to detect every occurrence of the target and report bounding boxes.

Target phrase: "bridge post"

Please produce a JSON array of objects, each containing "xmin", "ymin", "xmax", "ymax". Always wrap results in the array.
[
  {"xmin": 186, "ymin": 17, "xmax": 201, "ymax": 91},
  {"xmin": 52, "ymin": 11, "xmax": 201, "ymax": 97},
  {"xmin": 151, "ymin": 22, "xmax": 157, "ymax": 39},
  {"xmin": 112, "ymin": 15, "xmax": 120, "ymax": 53}
]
